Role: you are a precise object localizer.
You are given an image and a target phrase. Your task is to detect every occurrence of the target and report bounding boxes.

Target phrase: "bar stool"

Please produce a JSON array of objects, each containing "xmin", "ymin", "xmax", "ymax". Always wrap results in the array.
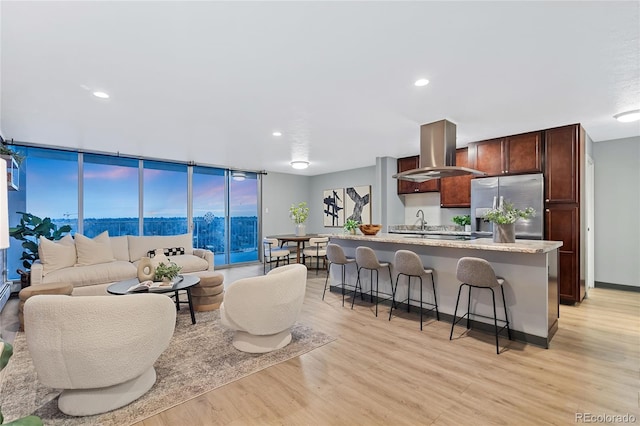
[
  {"xmin": 388, "ymin": 250, "xmax": 439, "ymax": 330},
  {"xmin": 263, "ymin": 238, "xmax": 290, "ymax": 274},
  {"xmin": 352, "ymin": 246, "xmax": 393, "ymax": 317},
  {"xmin": 449, "ymin": 257, "xmax": 512, "ymax": 354},
  {"xmin": 323, "ymin": 243, "xmax": 358, "ymax": 306},
  {"xmin": 302, "ymin": 236, "xmax": 329, "ymax": 275}
]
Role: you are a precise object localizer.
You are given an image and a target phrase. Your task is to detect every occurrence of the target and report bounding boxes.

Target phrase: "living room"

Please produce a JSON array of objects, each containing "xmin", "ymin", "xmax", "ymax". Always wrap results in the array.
[{"xmin": 0, "ymin": 1, "xmax": 639, "ymax": 425}]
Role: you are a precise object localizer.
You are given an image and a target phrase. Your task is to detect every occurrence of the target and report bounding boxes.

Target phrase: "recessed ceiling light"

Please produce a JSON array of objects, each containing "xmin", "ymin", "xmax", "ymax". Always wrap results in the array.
[
  {"xmin": 272, "ymin": 131, "xmax": 282, "ymax": 137},
  {"xmin": 414, "ymin": 79, "xmax": 430, "ymax": 87},
  {"xmin": 92, "ymin": 91, "xmax": 110, "ymax": 99},
  {"xmin": 290, "ymin": 161, "xmax": 309, "ymax": 170},
  {"xmin": 614, "ymin": 109, "xmax": 640, "ymax": 123}
]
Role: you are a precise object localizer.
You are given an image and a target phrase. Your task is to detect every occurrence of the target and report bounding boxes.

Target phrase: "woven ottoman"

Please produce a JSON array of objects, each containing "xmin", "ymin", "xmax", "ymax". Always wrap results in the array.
[
  {"xmin": 190, "ymin": 271, "xmax": 224, "ymax": 311},
  {"xmin": 19, "ymin": 282, "xmax": 74, "ymax": 331}
]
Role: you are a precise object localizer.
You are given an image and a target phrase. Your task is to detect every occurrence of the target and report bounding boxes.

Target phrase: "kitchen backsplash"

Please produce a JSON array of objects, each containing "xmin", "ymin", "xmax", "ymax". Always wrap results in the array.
[{"xmin": 401, "ymin": 192, "xmax": 470, "ymax": 227}]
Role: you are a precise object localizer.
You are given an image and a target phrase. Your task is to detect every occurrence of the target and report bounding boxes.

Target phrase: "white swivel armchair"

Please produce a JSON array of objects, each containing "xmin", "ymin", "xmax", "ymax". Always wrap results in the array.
[
  {"xmin": 24, "ymin": 293, "xmax": 176, "ymax": 416},
  {"xmin": 220, "ymin": 263, "xmax": 307, "ymax": 353}
]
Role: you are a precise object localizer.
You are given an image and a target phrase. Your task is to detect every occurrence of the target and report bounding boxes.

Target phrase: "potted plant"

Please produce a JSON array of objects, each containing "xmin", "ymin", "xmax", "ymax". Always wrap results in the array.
[
  {"xmin": 344, "ymin": 218, "xmax": 360, "ymax": 235},
  {"xmin": 484, "ymin": 202, "xmax": 535, "ymax": 243},
  {"xmin": 154, "ymin": 261, "xmax": 182, "ymax": 283},
  {"xmin": 452, "ymin": 215, "xmax": 471, "ymax": 231},
  {"xmin": 289, "ymin": 202, "xmax": 309, "ymax": 236},
  {"xmin": 9, "ymin": 212, "xmax": 72, "ymax": 287}
]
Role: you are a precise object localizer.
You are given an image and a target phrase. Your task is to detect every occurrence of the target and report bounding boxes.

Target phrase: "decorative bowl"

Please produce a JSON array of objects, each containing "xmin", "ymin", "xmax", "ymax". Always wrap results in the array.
[{"xmin": 359, "ymin": 224, "xmax": 382, "ymax": 235}]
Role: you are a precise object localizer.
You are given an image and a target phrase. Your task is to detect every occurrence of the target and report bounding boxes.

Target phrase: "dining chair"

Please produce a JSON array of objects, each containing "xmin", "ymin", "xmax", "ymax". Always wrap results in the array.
[{"xmin": 262, "ymin": 238, "xmax": 290, "ymax": 274}]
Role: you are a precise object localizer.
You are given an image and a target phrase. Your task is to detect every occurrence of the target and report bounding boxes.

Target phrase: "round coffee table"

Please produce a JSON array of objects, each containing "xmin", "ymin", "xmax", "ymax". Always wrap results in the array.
[{"xmin": 107, "ymin": 275, "xmax": 201, "ymax": 324}]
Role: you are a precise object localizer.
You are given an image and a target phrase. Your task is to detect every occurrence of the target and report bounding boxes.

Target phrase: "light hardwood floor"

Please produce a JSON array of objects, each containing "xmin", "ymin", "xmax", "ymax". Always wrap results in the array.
[{"xmin": 3, "ymin": 265, "xmax": 639, "ymax": 425}]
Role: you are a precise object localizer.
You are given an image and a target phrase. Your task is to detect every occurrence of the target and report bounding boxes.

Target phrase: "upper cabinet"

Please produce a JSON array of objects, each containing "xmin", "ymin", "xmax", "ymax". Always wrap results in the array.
[
  {"xmin": 396, "ymin": 156, "xmax": 440, "ymax": 194},
  {"xmin": 468, "ymin": 138, "xmax": 504, "ymax": 176},
  {"xmin": 505, "ymin": 132, "xmax": 543, "ymax": 174},
  {"xmin": 440, "ymin": 148, "xmax": 471, "ymax": 208},
  {"xmin": 467, "ymin": 131, "xmax": 543, "ymax": 176},
  {"xmin": 544, "ymin": 125, "xmax": 579, "ymax": 204}
]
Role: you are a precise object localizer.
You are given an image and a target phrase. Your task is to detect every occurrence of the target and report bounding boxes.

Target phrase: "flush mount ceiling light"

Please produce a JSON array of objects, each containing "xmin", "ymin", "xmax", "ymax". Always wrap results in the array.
[
  {"xmin": 272, "ymin": 131, "xmax": 282, "ymax": 137},
  {"xmin": 614, "ymin": 109, "xmax": 640, "ymax": 122},
  {"xmin": 231, "ymin": 171, "xmax": 246, "ymax": 181},
  {"xmin": 290, "ymin": 161, "xmax": 309, "ymax": 170},
  {"xmin": 414, "ymin": 78, "xmax": 430, "ymax": 87},
  {"xmin": 92, "ymin": 91, "xmax": 110, "ymax": 99}
]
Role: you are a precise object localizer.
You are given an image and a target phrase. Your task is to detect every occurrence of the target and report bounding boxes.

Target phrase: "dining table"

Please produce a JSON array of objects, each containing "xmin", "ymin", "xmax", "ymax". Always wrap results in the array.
[{"xmin": 267, "ymin": 234, "xmax": 321, "ymax": 264}]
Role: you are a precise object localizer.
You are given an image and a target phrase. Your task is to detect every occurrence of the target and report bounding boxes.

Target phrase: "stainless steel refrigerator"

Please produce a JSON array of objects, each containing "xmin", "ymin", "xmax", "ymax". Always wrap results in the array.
[{"xmin": 471, "ymin": 173, "xmax": 544, "ymax": 240}]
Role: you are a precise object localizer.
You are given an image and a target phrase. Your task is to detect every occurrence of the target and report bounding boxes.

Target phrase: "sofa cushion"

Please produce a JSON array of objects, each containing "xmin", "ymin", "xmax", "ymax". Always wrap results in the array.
[
  {"xmin": 127, "ymin": 234, "xmax": 194, "ymax": 262},
  {"xmin": 110, "ymin": 236, "xmax": 130, "ymax": 262},
  {"xmin": 75, "ymin": 231, "xmax": 116, "ymax": 266},
  {"xmin": 38, "ymin": 235, "xmax": 77, "ymax": 276},
  {"xmin": 134, "ymin": 254, "xmax": 208, "ymax": 274},
  {"xmin": 42, "ymin": 261, "xmax": 137, "ymax": 288}
]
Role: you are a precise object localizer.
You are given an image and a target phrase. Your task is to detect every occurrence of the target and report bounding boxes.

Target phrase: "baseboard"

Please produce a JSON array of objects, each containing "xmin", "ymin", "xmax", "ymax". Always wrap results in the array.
[{"xmin": 594, "ymin": 281, "xmax": 640, "ymax": 292}]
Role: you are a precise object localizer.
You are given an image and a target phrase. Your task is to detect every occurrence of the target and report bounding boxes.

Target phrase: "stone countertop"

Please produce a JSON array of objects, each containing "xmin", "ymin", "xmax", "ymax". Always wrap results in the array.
[
  {"xmin": 388, "ymin": 225, "xmax": 471, "ymax": 236},
  {"xmin": 329, "ymin": 233, "xmax": 563, "ymax": 254}
]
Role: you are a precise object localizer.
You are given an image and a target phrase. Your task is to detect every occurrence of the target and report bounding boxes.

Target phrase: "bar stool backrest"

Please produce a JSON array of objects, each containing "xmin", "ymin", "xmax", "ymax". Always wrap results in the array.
[
  {"xmin": 355, "ymin": 246, "xmax": 383, "ymax": 269},
  {"xmin": 326, "ymin": 243, "xmax": 349, "ymax": 264},
  {"xmin": 456, "ymin": 257, "xmax": 499, "ymax": 288},
  {"xmin": 394, "ymin": 250, "xmax": 426, "ymax": 276}
]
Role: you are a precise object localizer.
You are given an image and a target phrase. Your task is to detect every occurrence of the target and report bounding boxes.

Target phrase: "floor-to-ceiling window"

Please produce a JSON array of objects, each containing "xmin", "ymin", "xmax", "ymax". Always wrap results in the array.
[
  {"xmin": 229, "ymin": 172, "xmax": 259, "ymax": 263},
  {"xmin": 83, "ymin": 154, "xmax": 139, "ymax": 237},
  {"xmin": 192, "ymin": 166, "xmax": 226, "ymax": 265},
  {"xmin": 7, "ymin": 147, "xmax": 78, "ymax": 279},
  {"xmin": 7, "ymin": 146, "xmax": 260, "ymax": 276},
  {"xmin": 143, "ymin": 161, "xmax": 188, "ymax": 236}
]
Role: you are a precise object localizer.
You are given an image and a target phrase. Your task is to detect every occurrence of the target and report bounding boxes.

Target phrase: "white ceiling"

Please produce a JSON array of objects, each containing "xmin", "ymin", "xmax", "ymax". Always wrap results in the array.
[{"xmin": 1, "ymin": 1, "xmax": 639, "ymax": 176}]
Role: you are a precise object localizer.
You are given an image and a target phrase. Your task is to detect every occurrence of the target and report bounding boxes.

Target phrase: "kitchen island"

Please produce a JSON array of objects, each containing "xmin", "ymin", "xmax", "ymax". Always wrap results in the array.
[{"xmin": 329, "ymin": 233, "xmax": 562, "ymax": 348}]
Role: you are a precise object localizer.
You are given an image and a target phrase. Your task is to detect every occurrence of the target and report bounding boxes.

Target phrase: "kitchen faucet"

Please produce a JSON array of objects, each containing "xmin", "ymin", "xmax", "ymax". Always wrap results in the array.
[{"xmin": 416, "ymin": 209, "xmax": 426, "ymax": 231}]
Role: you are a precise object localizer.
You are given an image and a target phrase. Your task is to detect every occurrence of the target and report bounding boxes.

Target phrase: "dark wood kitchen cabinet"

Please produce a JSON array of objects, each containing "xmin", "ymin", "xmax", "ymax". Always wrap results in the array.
[
  {"xmin": 544, "ymin": 125, "xmax": 579, "ymax": 204},
  {"xmin": 397, "ymin": 156, "xmax": 440, "ymax": 194},
  {"xmin": 546, "ymin": 204, "xmax": 581, "ymax": 303},
  {"xmin": 440, "ymin": 148, "xmax": 471, "ymax": 207},
  {"xmin": 467, "ymin": 138, "xmax": 504, "ymax": 176},
  {"xmin": 467, "ymin": 131, "xmax": 542, "ymax": 176},
  {"xmin": 543, "ymin": 123, "xmax": 585, "ymax": 304}
]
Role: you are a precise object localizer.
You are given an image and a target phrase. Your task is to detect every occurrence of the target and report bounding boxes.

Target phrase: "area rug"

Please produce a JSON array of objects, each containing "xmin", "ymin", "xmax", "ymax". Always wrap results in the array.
[{"xmin": 0, "ymin": 309, "xmax": 335, "ymax": 425}]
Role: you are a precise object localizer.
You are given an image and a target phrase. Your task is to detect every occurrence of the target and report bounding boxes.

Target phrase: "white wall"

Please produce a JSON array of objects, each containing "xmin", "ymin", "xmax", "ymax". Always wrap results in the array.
[
  {"xmin": 261, "ymin": 171, "xmax": 311, "ymax": 238},
  {"xmin": 593, "ymin": 136, "xmax": 640, "ymax": 287}
]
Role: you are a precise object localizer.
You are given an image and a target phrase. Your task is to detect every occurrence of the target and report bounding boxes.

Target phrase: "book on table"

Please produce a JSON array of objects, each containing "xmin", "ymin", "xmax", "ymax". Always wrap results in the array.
[{"xmin": 127, "ymin": 280, "xmax": 174, "ymax": 293}]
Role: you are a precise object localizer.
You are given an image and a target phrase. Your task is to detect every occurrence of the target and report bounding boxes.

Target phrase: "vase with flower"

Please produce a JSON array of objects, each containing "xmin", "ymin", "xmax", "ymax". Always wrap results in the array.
[
  {"xmin": 483, "ymin": 202, "xmax": 535, "ymax": 243},
  {"xmin": 289, "ymin": 202, "xmax": 309, "ymax": 236}
]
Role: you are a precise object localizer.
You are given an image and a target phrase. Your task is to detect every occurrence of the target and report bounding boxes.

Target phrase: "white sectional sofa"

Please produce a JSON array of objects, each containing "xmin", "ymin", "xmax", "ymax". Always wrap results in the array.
[{"xmin": 30, "ymin": 231, "xmax": 214, "ymax": 295}]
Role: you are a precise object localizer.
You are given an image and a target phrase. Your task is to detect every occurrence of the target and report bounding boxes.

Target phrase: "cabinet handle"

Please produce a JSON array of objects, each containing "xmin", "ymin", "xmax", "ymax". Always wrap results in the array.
[
  {"xmin": 545, "ymin": 199, "xmax": 550, "ymax": 202},
  {"xmin": 414, "ymin": 188, "xmax": 419, "ymax": 192},
  {"xmin": 546, "ymin": 209, "xmax": 550, "ymax": 212}
]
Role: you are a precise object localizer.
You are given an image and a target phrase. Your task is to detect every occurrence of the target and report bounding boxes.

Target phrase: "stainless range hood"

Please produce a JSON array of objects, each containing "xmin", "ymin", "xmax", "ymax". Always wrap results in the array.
[{"xmin": 392, "ymin": 119, "xmax": 486, "ymax": 182}]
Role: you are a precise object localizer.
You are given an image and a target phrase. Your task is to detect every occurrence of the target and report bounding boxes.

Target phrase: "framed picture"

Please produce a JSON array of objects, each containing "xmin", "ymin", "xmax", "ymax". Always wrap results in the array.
[
  {"xmin": 345, "ymin": 185, "xmax": 371, "ymax": 225},
  {"xmin": 323, "ymin": 188, "xmax": 344, "ymax": 227}
]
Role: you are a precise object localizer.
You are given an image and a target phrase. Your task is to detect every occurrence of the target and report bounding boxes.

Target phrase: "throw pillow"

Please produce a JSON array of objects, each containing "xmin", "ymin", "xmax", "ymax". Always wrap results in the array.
[
  {"xmin": 163, "ymin": 247, "xmax": 185, "ymax": 256},
  {"xmin": 38, "ymin": 234, "xmax": 76, "ymax": 275},
  {"xmin": 75, "ymin": 231, "xmax": 116, "ymax": 266}
]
